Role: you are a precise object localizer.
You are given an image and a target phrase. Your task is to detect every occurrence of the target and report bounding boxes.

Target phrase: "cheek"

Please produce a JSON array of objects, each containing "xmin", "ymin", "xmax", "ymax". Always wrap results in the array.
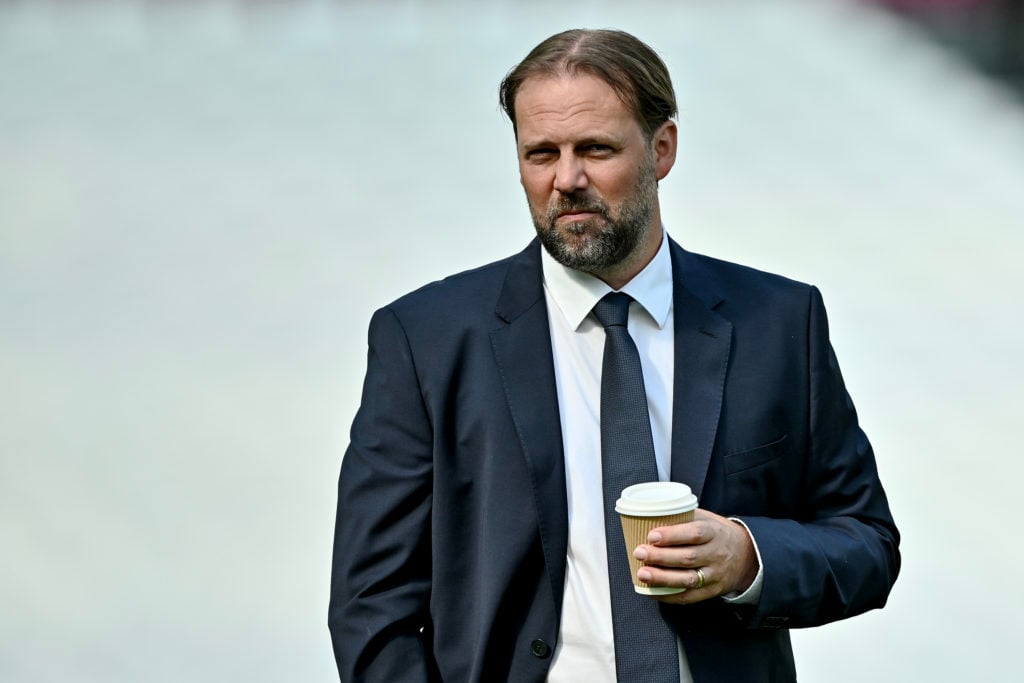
[
  {"xmin": 519, "ymin": 170, "xmax": 552, "ymax": 205},
  {"xmin": 589, "ymin": 167, "xmax": 632, "ymax": 202}
]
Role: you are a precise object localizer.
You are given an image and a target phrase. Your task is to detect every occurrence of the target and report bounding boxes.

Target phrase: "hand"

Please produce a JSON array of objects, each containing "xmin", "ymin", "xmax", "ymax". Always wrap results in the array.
[{"xmin": 633, "ymin": 508, "xmax": 758, "ymax": 605}]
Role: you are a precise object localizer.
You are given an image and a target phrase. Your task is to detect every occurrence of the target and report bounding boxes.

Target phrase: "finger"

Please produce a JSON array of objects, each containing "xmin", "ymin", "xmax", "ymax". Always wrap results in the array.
[
  {"xmin": 643, "ymin": 565, "xmax": 716, "ymax": 606},
  {"xmin": 633, "ymin": 543, "xmax": 702, "ymax": 569},
  {"xmin": 647, "ymin": 519, "xmax": 715, "ymax": 547},
  {"xmin": 653, "ymin": 586, "xmax": 713, "ymax": 605},
  {"xmin": 648, "ymin": 508, "xmax": 734, "ymax": 546},
  {"xmin": 637, "ymin": 565, "xmax": 709, "ymax": 590},
  {"xmin": 639, "ymin": 566, "xmax": 716, "ymax": 606}
]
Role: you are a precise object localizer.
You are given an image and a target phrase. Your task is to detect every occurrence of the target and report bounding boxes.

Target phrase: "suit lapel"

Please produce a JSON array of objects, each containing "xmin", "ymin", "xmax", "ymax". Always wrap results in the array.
[
  {"xmin": 489, "ymin": 240, "xmax": 568, "ymax": 613},
  {"xmin": 668, "ymin": 241, "xmax": 732, "ymax": 499}
]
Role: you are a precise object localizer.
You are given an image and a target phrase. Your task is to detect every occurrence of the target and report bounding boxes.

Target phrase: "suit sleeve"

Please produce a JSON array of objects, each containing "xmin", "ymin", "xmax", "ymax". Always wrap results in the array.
[
  {"xmin": 328, "ymin": 306, "xmax": 439, "ymax": 682},
  {"xmin": 739, "ymin": 286, "xmax": 900, "ymax": 629}
]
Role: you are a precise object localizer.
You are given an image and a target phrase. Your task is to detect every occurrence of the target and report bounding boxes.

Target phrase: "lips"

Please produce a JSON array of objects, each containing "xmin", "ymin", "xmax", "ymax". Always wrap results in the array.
[
  {"xmin": 557, "ymin": 210, "xmax": 597, "ymax": 221},
  {"xmin": 555, "ymin": 203, "xmax": 604, "ymax": 219},
  {"xmin": 548, "ymin": 196, "xmax": 608, "ymax": 226}
]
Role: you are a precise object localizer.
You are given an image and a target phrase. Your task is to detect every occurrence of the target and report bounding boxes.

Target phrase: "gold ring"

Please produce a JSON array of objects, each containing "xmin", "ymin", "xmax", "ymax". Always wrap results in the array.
[{"xmin": 695, "ymin": 568, "xmax": 706, "ymax": 590}]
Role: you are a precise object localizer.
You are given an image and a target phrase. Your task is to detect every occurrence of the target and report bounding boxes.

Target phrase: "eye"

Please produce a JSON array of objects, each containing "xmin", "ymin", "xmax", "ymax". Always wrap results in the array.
[
  {"xmin": 525, "ymin": 148, "xmax": 557, "ymax": 163},
  {"xmin": 584, "ymin": 144, "xmax": 614, "ymax": 156}
]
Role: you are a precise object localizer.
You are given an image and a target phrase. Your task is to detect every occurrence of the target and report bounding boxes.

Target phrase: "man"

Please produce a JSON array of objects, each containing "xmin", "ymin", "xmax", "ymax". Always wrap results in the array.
[{"xmin": 329, "ymin": 29, "xmax": 899, "ymax": 683}]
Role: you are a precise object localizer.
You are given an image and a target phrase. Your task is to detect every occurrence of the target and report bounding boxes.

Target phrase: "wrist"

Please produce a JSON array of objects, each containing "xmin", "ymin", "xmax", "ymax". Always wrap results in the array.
[{"xmin": 731, "ymin": 520, "xmax": 759, "ymax": 593}]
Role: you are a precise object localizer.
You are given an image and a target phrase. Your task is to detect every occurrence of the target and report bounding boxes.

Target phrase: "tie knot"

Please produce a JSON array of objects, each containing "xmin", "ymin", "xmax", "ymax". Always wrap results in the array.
[{"xmin": 592, "ymin": 292, "xmax": 633, "ymax": 329}]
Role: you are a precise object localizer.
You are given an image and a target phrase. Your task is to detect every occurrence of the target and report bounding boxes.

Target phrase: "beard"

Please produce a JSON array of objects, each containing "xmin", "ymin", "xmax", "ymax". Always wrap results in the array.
[{"xmin": 530, "ymin": 156, "xmax": 658, "ymax": 274}]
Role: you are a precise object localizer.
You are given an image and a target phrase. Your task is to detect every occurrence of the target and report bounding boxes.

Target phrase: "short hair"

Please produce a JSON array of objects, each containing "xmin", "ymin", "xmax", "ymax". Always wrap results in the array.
[{"xmin": 499, "ymin": 29, "xmax": 678, "ymax": 140}]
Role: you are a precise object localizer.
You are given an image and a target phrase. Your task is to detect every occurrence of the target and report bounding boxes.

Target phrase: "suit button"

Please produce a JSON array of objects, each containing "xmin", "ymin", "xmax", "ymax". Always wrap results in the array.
[
  {"xmin": 763, "ymin": 616, "xmax": 790, "ymax": 629},
  {"xmin": 530, "ymin": 639, "xmax": 550, "ymax": 658}
]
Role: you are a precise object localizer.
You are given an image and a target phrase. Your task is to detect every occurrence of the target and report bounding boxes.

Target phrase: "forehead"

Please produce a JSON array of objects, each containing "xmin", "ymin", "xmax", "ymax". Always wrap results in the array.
[{"xmin": 514, "ymin": 74, "xmax": 641, "ymax": 145}]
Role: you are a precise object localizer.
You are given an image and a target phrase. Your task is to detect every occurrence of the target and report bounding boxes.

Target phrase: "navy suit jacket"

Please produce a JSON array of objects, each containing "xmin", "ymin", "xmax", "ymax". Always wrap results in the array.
[{"xmin": 329, "ymin": 238, "xmax": 900, "ymax": 682}]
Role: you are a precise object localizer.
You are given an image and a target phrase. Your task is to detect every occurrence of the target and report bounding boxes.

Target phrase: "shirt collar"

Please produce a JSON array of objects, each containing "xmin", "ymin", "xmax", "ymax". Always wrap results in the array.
[{"xmin": 540, "ymin": 228, "xmax": 673, "ymax": 331}]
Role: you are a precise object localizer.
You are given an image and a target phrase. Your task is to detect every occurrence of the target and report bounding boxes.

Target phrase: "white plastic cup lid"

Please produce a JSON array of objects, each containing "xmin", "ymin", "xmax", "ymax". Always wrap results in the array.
[{"xmin": 615, "ymin": 481, "xmax": 698, "ymax": 516}]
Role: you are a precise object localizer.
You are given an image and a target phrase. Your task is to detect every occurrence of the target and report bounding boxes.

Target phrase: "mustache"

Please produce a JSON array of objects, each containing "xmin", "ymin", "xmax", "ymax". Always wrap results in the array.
[{"xmin": 547, "ymin": 193, "xmax": 609, "ymax": 221}]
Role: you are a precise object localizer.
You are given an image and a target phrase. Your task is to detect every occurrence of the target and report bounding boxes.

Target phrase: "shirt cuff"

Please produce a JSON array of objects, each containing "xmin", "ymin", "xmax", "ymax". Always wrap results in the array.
[{"xmin": 720, "ymin": 517, "xmax": 763, "ymax": 605}]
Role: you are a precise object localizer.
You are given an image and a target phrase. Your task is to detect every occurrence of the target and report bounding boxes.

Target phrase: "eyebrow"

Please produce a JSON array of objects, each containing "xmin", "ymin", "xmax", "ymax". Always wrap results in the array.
[{"xmin": 519, "ymin": 134, "xmax": 623, "ymax": 150}]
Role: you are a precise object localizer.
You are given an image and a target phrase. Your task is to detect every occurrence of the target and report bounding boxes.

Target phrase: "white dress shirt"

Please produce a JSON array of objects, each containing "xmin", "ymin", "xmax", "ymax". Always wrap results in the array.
[{"xmin": 542, "ymin": 231, "xmax": 762, "ymax": 682}]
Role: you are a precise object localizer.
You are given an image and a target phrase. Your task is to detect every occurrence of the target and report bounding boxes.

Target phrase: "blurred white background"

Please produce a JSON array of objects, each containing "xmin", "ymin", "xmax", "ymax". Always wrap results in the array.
[{"xmin": 2, "ymin": 0, "xmax": 1022, "ymax": 680}]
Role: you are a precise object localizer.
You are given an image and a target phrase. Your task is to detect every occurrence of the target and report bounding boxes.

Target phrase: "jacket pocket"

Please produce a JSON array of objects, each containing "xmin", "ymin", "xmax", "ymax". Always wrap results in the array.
[{"xmin": 722, "ymin": 434, "xmax": 788, "ymax": 476}]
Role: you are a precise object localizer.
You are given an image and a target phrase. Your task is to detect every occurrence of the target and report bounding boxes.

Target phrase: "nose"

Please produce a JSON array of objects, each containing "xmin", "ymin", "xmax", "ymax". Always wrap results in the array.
[{"xmin": 552, "ymin": 154, "xmax": 588, "ymax": 194}]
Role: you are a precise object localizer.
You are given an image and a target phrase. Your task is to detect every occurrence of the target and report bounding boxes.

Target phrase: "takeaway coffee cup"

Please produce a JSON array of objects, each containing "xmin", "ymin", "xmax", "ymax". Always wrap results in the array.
[{"xmin": 615, "ymin": 481, "xmax": 699, "ymax": 595}]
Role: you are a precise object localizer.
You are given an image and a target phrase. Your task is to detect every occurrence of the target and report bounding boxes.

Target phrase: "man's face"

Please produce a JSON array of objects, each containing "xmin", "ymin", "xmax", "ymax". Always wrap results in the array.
[{"xmin": 514, "ymin": 74, "xmax": 674, "ymax": 277}]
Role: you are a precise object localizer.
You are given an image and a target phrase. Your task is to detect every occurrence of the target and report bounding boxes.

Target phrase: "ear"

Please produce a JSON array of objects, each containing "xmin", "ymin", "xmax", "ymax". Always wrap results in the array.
[{"xmin": 651, "ymin": 120, "xmax": 678, "ymax": 181}]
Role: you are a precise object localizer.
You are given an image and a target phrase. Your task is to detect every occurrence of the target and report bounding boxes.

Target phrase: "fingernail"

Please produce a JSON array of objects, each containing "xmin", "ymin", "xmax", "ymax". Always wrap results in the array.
[
  {"xmin": 648, "ymin": 531, "xmax": 662, "ymax": 544},
  {"xmin": 637, "ymin": 568, "xmax": 651, "ymax": 581},
  {"xmin": 633, "ymin": 547, "xmax": 648, "ymax": 560}
]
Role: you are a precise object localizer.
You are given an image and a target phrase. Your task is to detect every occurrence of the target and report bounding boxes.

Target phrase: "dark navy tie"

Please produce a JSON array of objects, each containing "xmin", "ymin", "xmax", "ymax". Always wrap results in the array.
[{"xmin": 593, "ymin": 292, "xmax": 680, "ymax": 682}]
